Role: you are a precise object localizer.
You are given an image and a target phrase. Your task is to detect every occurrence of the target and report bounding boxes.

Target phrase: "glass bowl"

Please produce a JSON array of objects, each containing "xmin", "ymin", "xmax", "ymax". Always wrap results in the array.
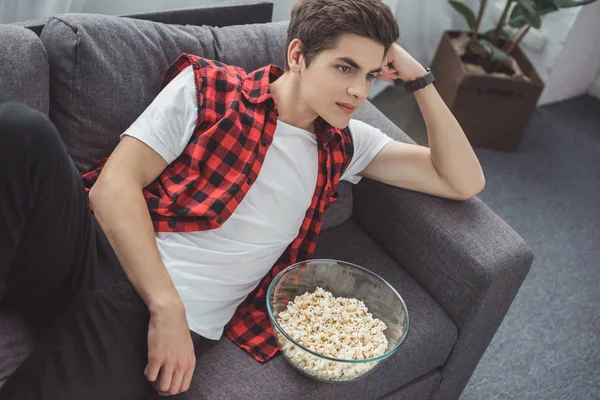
[{"xmin": 266, "ymin": 259, "xmax": 409, "ymax": 383}]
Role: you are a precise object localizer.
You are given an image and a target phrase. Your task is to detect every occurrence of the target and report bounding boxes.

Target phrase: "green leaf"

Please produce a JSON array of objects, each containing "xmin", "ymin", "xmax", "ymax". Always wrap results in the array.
[
  {"xmin": 511, "ymin": 0, "xmax": 542, "ymax": 29},
  {"xmin": 537, "ymin": 0, "xmax": 560, "ymax": 11},
  {"xmin": 508, "ymin": 0, "xmax": 580, "ymax": 28},
  {"xmin": 553, "ymin": 0, "xmax": 598, "ymax": 7},
  {"xmin": 449, "ymin": 1, "xmax": 477, "ymax": 29},
  {"xmin": 480, "ymin": 38, "xmax": 512, "ymax": 63},
  {"xmin": 508, "ymin": 5, "xmax": 528, "ymax": 28}
]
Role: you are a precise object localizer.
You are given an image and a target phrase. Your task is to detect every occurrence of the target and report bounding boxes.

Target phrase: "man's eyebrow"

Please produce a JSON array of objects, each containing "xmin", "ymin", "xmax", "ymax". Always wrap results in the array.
[{"xmin": 336, "ymin": 57, "xmax": 382, "ymax": 74}]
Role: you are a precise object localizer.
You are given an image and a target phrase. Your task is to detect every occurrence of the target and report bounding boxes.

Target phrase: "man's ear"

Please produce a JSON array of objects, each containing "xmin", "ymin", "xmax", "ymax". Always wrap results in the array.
[{"xmin": 287, "ymin": 39, "xmax": 304, "ymax": 74}]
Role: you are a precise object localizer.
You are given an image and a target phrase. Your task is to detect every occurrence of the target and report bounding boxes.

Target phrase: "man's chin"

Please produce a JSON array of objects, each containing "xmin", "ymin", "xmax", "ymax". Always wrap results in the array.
[{"xmin": 318, "ymin": 113, "xmax": 351, "ymax": 130}]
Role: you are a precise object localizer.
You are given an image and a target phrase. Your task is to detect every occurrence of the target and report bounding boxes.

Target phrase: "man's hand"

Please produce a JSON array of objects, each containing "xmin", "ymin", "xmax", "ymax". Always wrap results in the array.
[
  {"xmin": 377, "ymin": 43, "xmax": 428, "ymax": 82},
  {"xmin": 145, "ymin": 303, "xmax": 196, "ymax": 396}
]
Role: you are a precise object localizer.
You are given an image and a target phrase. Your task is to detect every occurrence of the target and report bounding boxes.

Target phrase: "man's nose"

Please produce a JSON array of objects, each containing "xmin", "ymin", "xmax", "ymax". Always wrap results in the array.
[{"xmin": 347, "ymin": 81, "xmax": 369, "ymax": 100}]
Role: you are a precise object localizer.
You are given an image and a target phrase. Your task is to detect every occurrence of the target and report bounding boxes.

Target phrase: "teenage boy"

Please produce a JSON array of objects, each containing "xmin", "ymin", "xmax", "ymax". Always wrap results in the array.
[{"xmin": 0, "ymin": 0, "xmax": 484, "ymax": 398}]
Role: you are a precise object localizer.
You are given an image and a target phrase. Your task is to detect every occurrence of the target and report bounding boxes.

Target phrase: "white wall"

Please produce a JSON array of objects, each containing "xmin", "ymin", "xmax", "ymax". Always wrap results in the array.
[
  {"xmin": 0, "ymin": 0, "xmax": 85, "ymax": 23},
  {"xmin": 272, "ymin": 0, "xmax": 294, "ymax": 23},
  {"xmin": 0, "ymin": 0, "xmax": 270, "ymax": 23},
  {"xmin": 538, "ymin": 0, "xmax": 600, "ymax": 105}
]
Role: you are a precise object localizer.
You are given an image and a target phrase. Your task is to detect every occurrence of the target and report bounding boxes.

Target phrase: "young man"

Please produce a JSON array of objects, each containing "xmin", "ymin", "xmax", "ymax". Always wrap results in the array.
[{"xmin": 0, "ymin": 0, "xmax": 484, "ymax": 398}]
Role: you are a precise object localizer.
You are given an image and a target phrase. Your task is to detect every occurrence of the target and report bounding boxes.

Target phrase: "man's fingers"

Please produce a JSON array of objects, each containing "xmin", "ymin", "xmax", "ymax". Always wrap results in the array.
[
  {"xmin": 179, "ymin": 368, "xmax": 194, "ymax": 393},
  {"xmin": 157, "ymin": 364, "xmax": 174, "ymax": 393},
  {"xmin": 167, "ymin": 367, "xmax": 185, "ymax": 395},
  {"xmin": 145, "ymin": 360, "xmax": 161, "ymax": 382}
]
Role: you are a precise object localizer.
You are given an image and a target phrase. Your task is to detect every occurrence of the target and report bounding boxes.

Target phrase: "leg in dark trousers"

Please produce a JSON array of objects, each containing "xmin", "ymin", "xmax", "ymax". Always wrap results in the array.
[{"xmin": 0, "ymin": 101, "xmax": 157, "ymax": 399}]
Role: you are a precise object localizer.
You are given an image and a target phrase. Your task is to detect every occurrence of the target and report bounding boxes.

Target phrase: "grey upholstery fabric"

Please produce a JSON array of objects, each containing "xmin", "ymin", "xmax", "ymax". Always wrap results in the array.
[
  {"xmin": 379, "ymin": 371, "xmax": 441, "ymax": 400},
  {"xmin": 352, "ymin": 169, "xmax": 534, "ymax": 399},
  {"xmin": 0, "ymin": 23, "xmax": 48, "ymax": 394},
  {"xmin": 8, "ymin": 17, "xmax": 51, "ymax": 36},
  {"xmin": 40, "ymin": 14, "xmax": 217, "ymax": 173},
  {"xmin": 209, "ymin": 21, "xmax": 288, "ymax": 72},
  {"xmin": 0, "ymin": 25, "xmax": 49, "ymax": 114},
  {"xmin": 0, "ymin": 310, "xmax": 36, "ymax": 391}
]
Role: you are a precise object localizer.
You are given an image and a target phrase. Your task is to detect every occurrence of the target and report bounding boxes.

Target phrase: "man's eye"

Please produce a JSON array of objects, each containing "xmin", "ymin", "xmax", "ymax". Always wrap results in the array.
[
  {"xmin": 367, "ymin": 73, "xmax": 376, "ymax": 81},
  {"xmin": 338, "ymin": 65, "xmax": 351, "ymax": 74}
]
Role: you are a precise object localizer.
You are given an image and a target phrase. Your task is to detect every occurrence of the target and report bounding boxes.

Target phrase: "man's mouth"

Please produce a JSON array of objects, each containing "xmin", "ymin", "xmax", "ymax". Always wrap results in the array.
[{"xmin": 336, "ymin": 103, "xmax": 356, "ymax": 115}]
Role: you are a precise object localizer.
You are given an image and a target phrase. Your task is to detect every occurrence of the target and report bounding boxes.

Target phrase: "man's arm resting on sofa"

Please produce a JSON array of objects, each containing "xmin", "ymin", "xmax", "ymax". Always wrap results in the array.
[
  {"xmin": 359, "ymin": 140, "xmax": 478, "ymax": 201},
  {"xmin": 89, "ymin": 136, "xmax": 195, "ymax": 396}
]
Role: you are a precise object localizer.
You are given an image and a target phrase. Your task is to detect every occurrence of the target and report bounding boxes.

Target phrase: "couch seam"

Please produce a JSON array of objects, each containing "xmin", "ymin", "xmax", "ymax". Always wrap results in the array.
[{"xmin": 46, "ymin": 17, "xmax": 80, "ymax": 161}]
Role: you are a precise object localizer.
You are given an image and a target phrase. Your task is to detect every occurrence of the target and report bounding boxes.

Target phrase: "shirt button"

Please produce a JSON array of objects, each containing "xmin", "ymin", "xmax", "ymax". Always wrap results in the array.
[
  {"xmin": 247, "ymin": 178, "xmax": 253, "ymax": 185},
  {"xmin": 261, "ymin": 139, "xmax": 268, "ymax": 146},
  {"xmin": 168, "ymin": 220, "xmax": 176, "ymax": 228},
  {"xmin": 217, "ymin": 217, "xmax": 223, "ymax": 224}
]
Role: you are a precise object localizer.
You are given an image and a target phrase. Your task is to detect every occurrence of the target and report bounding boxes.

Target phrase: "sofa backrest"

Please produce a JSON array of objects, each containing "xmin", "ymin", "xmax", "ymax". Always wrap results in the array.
[
  {"xmin": 40, "ymin": 14, "xmax": 219, "ymax": 171},
  {"xmin": 38, "ymin": 13, "xmax": 358, "ymax": 229},
  {"xmin": 0, "ymin": 25, "xmax": 49, "ymax": 114}
]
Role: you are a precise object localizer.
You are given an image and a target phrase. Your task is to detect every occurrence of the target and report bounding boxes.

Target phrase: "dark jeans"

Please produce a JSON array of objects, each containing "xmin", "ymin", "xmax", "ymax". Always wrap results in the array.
[{"xmin": 0, "ymin": 101, "xmax": 174, "ymax": 399}]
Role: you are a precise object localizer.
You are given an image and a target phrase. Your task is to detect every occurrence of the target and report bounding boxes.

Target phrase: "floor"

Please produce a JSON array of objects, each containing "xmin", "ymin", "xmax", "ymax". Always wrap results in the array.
[{"xmin": 371, "ymin": 87, "xmax": 600, "ymax": 400}]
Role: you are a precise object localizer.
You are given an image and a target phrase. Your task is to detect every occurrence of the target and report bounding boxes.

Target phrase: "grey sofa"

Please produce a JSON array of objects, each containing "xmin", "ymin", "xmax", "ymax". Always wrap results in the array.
[{"xmin": 0, "ymin": 3, "xmax": 534, "ymax": 399}]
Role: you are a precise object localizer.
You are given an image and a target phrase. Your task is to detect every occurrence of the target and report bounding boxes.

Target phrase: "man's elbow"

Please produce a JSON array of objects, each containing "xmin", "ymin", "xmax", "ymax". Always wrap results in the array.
[
  {"xmin": 457, "ymin": 176, "xmax": 486, "ymax": 201},
  {"xmin": 88, "ymin": 175, "xmax": 132, "ymax": 208}
]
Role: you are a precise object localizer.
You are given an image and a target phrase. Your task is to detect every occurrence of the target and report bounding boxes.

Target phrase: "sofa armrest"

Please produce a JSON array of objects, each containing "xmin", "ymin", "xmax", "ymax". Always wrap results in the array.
[{"xmin": 352, "ymin": 180, "xmax": 534, "ymax": 400}]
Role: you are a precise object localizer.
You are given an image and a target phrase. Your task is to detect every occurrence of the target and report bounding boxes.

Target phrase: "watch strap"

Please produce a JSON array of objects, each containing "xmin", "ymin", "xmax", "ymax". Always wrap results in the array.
[{"xmin": 404, "ymin": 66, "xmax": 436, "ymax": 94}]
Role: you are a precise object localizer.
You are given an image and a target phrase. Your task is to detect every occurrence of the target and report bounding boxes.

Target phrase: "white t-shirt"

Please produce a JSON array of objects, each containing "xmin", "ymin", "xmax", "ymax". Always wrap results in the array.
[{"xmin": 121, "ymin": 66, "xmax": 393, "ymax": 340}]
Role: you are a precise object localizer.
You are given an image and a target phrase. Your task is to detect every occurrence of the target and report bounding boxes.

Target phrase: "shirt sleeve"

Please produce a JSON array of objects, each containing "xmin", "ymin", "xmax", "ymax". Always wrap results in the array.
[
  {"xmin": 341, "ymin": 119, "xmax": 394, "ymax": 184},
  {"xmin": 119, "ymin": 66, "xmax": 198, "ymax": 165}
]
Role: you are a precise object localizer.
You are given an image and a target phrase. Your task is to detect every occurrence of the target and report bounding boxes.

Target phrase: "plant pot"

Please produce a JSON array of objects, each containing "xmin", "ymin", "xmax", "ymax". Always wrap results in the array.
[{"xmin": 430, "ymin": 30, "xmax": 544, "ymax": 151}]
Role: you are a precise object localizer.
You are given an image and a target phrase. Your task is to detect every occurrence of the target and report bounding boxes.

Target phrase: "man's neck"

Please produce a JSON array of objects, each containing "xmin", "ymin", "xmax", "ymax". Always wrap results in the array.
[{"xmin": 269, "ymin": 71, "xmax": 317, "ymax": 134}]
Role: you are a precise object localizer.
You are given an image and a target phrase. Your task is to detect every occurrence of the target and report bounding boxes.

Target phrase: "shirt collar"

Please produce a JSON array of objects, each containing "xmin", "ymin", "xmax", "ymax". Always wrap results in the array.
[{"xmin": 242, "ymin": 64, "xmax": 343, "ymax": 147}]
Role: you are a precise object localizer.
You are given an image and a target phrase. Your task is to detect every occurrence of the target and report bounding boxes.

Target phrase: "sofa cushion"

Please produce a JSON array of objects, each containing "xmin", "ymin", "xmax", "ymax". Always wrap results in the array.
[
  {"xmin": 0, "ymin": 25, "xmax": 49, "ymax": 115},
  {"xmin": 0, "ymin": 220, "xmax": 457, "ymax": 398},
  {"xmin": 155, "ymin": 219, "xmax": 456, "ymax": 399},
  {"xmin": 208, "ymin": 21, "xmax": 288, "ymax": 73},
  {"xmin": 40, "ymin": 14, "xmax": 217, "ymax": 173}
]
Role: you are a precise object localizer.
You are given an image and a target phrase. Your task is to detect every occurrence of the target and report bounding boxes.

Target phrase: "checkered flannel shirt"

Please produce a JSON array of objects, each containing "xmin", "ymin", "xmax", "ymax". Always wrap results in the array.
[{"xmin": 82, "ymin": 53, "xmax": 355, "ymax": 362}]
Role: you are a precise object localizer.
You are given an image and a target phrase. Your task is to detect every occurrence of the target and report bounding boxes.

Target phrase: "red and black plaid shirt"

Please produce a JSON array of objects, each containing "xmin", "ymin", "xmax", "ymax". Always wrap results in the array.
[{"xmin": 82, "ymin": 54, "xmax": 354, "ymax": 363}]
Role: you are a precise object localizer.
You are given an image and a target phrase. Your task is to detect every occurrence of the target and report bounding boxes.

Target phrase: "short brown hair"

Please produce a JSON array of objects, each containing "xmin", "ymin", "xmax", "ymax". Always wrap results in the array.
[{"xmin": 285, "ymin": 0, "xmax": 400, "ymax": 70}]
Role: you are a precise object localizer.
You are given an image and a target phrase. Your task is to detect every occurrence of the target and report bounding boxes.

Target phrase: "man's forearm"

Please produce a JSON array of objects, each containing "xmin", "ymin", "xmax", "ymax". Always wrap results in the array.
[
  {"xmin": 89, "ymin": 181, "xmax": 183, "ymax": 315},
  {"xmin": 413, "ymin": 83, "xmax": 485, "ymax": 197}
]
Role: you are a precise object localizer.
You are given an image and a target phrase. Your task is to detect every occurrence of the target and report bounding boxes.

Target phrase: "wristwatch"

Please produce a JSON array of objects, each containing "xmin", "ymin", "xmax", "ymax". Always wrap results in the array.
[{"xmin": 403, "ymin": 66, "xmax": 436, "ymax": 94}]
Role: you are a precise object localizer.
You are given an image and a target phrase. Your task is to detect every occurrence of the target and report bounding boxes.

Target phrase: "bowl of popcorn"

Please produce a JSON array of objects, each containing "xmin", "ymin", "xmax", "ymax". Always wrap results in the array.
[{"xmin": 266, "ymin": 259, "xmax": 409, "ymax": 383}]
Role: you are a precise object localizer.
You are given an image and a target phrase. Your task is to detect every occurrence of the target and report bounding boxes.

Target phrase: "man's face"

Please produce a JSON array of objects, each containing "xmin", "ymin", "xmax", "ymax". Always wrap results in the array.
[{"xmin": 299, "ymin": 33, "xmax": 386, "ymax": 129}]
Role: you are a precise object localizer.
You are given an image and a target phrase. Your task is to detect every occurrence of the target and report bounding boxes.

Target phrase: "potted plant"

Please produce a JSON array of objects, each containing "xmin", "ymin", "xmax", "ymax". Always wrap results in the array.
[{"xmin": 430, "ymin": 0, "xmax": 598, "ymax": 151}]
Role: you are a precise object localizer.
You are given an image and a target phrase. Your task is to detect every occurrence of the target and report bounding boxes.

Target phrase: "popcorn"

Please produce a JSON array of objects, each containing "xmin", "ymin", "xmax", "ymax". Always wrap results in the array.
[{"xmin": 276, "ymin": 287, "xmax": 389, "ymax": 381}]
